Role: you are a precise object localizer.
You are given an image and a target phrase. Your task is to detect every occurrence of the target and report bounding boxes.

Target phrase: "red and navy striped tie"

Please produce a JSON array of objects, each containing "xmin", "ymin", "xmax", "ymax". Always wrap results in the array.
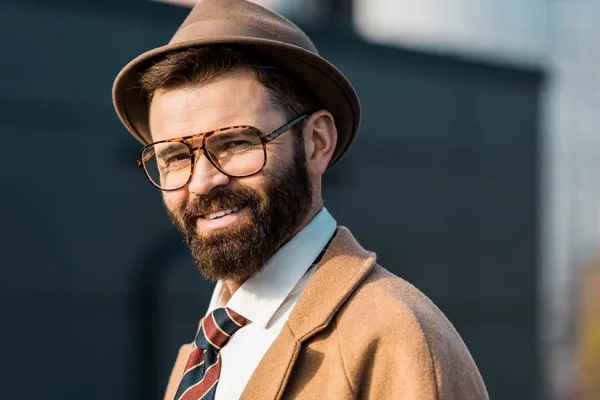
[{"xmin": 175, "ymin": 307, "xmax": 248, "ymax": 400}]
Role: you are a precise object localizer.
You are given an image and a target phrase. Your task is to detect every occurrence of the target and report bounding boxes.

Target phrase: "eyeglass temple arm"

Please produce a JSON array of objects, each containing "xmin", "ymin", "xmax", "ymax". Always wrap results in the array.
[{"xmin": 261, "ymin": 114, "xmax": 309, "ymax": 142}]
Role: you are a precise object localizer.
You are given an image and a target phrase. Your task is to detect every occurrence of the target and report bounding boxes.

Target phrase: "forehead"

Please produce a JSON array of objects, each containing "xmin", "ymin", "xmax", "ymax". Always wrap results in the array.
[{"xmin": 148, "ymin": 69, "xmax": 285, "ymax": 142}]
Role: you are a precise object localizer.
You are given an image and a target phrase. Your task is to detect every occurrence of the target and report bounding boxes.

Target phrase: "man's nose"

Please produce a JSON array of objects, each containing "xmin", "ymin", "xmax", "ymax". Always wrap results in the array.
[{"xmin": 187, "ymin": 153, "xmax": 230, "ymax": 196}]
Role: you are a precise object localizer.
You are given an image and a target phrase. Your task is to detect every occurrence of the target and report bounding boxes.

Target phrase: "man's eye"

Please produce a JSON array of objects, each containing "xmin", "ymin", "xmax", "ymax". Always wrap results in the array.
[
  {"xmin": 160, "ymin": 153, "xmax": 190, "ymax": 169},
  {"xmin": 224, "ymin": 140, "xmax": 253, "ymax": 149},
  {"xmin": 168, "ymin": 153, "xmax": 189, "ymax": 162}
]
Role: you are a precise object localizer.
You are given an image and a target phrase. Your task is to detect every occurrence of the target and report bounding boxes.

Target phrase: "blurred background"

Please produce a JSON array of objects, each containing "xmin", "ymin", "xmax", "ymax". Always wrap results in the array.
[{"xmin": 1, "ymin": 0, "xmax": 599, "ymax": 398}]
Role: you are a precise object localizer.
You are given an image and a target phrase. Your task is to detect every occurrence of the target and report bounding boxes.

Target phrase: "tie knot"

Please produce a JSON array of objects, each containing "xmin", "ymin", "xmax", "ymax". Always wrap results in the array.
[{"xmin": 195, "ymin": 307, "xmax": 248, "ymax": 351}]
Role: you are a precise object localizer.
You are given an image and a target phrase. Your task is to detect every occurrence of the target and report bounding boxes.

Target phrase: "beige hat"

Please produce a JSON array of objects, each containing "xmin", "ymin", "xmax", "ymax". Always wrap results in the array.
[{"xmin": 112, "ymin": 0, "xmax": 360, "ymax": 167}]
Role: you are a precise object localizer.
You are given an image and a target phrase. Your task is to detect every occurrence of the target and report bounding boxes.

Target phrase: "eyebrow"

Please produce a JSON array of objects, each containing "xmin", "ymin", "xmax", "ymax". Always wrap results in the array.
[
  {"xmin": 155, "ymin": 143, "xmax": 187, "ymax": 159},
  {"xmin": 208, "ymin": 129, "xmax": 253, "ymax": 142}
]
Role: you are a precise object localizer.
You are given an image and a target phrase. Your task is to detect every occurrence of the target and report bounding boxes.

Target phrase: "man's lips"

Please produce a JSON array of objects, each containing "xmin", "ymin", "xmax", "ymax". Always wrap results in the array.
[
  {"xmin": 195, "ymin": 205, "xmax": 249, "ymax": 231},
  {"xmin": 200, "ymin": 206, "xmax": 241, "ymax": 220}
]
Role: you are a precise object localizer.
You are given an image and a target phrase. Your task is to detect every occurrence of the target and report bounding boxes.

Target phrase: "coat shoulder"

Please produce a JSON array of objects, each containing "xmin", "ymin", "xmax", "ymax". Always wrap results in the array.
[
  {"xmin": 338, "ymin": 264, "xmax": 455, "ymax": 337},
  {"xmin": 333, "ymin": 264, "xmax": 489, "ymax": 399}
]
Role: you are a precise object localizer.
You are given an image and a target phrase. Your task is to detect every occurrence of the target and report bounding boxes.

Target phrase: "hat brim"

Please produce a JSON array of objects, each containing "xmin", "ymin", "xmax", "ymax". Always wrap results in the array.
[{"xmin": 112, "ymin": 36, "xmax": 360, "ymax": 168}]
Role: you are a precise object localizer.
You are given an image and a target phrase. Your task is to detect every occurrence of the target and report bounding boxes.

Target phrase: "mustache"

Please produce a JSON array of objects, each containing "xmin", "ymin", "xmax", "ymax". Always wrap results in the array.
[{"xmin": 182, "ymin": 186, "xmax": 260, "ymax": 222}]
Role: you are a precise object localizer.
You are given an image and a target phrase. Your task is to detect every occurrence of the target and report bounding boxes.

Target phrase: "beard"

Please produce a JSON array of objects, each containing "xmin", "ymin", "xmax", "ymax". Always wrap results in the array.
[{"xmin": 166, "ymin": 143, "xmax": 313, "ymax": 282}]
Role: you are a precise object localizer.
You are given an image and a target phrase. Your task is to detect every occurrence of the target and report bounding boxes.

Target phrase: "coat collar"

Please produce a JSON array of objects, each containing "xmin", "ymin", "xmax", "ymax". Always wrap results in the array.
[{"xmin": 240, "ymin": 226, "xmax": 376, "ymax": 400}]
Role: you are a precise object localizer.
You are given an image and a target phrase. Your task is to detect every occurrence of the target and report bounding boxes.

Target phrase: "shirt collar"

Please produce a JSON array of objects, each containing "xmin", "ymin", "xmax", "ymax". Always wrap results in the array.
[{"xmin": 213, "ymin": 207, "xmax": 336, "ymax": 328}]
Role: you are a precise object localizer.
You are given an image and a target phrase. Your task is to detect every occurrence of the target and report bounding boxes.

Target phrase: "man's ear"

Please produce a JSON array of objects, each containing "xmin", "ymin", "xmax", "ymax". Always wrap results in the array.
[{"xmin": 304, "ymin": 110, "xmax": 337, "ymax": 177}]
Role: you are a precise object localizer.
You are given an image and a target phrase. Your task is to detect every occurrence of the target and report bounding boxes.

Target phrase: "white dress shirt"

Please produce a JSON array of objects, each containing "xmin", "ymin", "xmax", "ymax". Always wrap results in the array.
[{"xmin": 205, "ymin": 207, "xmax": 337, "ymax": 400}]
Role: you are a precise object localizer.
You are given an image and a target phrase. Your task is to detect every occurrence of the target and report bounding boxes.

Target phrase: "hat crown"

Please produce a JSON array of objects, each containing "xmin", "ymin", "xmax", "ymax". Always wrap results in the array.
[
  {"xmin": 170, "ymin": 0, "xmax": 318, "ymax": 54},
  {"xmin": 112, "ymin": 0, "xmax": 360, "ymax": 167}
]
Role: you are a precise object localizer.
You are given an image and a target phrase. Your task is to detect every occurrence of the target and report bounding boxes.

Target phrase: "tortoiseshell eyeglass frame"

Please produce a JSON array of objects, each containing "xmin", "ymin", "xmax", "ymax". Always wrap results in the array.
[{"xmin": 137, "ymin": 113, "xmax": 310, "ymax": 191}]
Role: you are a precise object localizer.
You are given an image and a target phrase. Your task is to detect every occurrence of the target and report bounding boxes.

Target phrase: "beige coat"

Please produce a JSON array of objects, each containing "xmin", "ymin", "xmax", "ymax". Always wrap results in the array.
[{"xmin": 165, "ymin": 227, "xmax": 489, "ymax": 399}]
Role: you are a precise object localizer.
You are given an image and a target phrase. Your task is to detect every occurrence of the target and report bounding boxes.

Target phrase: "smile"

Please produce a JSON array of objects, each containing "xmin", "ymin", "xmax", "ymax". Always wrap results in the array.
[
  {"xmin": 196, "ymin": 205, "xmax": 249, "ymax": 232},
  {"xmin": 201, "ymin": 206, "xmax": 242, "ymax": 220}
]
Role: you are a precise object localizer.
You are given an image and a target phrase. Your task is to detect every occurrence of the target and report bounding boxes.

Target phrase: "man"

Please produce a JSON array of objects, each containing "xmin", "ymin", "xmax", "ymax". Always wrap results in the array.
[{"xmin": 112, "ymin": 0, "xmax": 489, "ymax": 399}]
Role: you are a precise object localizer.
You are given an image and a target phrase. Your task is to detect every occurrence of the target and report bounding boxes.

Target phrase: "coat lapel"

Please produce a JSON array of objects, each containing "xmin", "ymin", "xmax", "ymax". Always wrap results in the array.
[{"xmin": 240, "ymin": 227, "xmax": 376, "ymax": 400}]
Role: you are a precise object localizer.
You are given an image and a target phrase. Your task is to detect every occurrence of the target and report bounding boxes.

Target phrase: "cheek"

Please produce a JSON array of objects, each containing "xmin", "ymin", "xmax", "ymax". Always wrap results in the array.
[
  {"xmin": 265, "ymin": 136, "xmax": 296, "ymax": 163},
  {"xmin": 162, "ymin": 191, "xmax": 188, "ymax": 214},
  {"xmin": 234, "ymin": 175, "xmax": 267, "ymax": 195},
  {"xmin": 263, "ymin": 149, "xmax": 290, "ymax": 175}
]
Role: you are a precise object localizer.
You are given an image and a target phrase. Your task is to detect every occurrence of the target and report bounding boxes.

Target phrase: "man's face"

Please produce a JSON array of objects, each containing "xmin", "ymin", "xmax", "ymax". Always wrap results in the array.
[{"xmin": 149, "ymin": 69, "xmax": 313, "ymax": 281}]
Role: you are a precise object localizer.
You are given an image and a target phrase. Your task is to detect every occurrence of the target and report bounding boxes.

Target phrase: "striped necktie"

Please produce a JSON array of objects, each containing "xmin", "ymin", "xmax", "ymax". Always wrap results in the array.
[{"xmin": 175, "ymin": 307, "xmax": 248, "ymax": 400}]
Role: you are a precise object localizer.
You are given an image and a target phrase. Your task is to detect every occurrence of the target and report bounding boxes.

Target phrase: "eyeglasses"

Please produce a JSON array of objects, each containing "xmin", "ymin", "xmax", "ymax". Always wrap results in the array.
[{"xmin": 137, "ymin": 114, "xmax": 309, "ymax": 191}]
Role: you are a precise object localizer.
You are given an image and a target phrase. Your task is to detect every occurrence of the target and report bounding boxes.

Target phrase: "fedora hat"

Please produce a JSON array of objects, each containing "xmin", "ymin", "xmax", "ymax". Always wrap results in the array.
[{"xmin": 112, "ymin": 0, "xmax": 360, "ymax": 167}]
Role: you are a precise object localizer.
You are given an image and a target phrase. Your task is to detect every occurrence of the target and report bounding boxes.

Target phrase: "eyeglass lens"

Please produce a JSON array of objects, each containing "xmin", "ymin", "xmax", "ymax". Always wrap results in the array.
[{"xmin": 142, "ymin": 127, "xmax": 265, "ymax": 190}]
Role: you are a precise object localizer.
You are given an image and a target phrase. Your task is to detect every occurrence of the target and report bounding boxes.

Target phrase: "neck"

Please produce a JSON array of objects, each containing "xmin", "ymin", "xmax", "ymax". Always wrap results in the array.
[
  {"xmin": 223, "ymin": 280, "xmax": 243, "ymax": 298},
  {"xmin": 222, "ymin": 202, "xmax": 324, "ymax": 297}
]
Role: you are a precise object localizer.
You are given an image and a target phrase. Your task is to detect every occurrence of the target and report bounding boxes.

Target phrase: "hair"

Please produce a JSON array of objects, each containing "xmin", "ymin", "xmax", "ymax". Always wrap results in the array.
[{"xmin": 138, "ymin": 46, "xmax": 320, "ymax": 138}]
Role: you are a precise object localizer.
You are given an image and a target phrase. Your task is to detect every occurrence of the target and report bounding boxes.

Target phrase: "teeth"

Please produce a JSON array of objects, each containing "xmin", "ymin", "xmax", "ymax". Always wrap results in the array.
[{"xmin": 206, "ymin": 206, "xmax": 240, "ymax": 220}]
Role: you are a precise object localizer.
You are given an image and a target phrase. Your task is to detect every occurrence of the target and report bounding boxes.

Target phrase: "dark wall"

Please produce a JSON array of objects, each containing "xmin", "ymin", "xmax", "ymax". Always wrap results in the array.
[
  {"xmin": 320, "ymin": 38, "xmax": 541, "ymax": 399},
  {"xmin": 0, "ymin": 1, "xmax": 542, "ymax": 398}
]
